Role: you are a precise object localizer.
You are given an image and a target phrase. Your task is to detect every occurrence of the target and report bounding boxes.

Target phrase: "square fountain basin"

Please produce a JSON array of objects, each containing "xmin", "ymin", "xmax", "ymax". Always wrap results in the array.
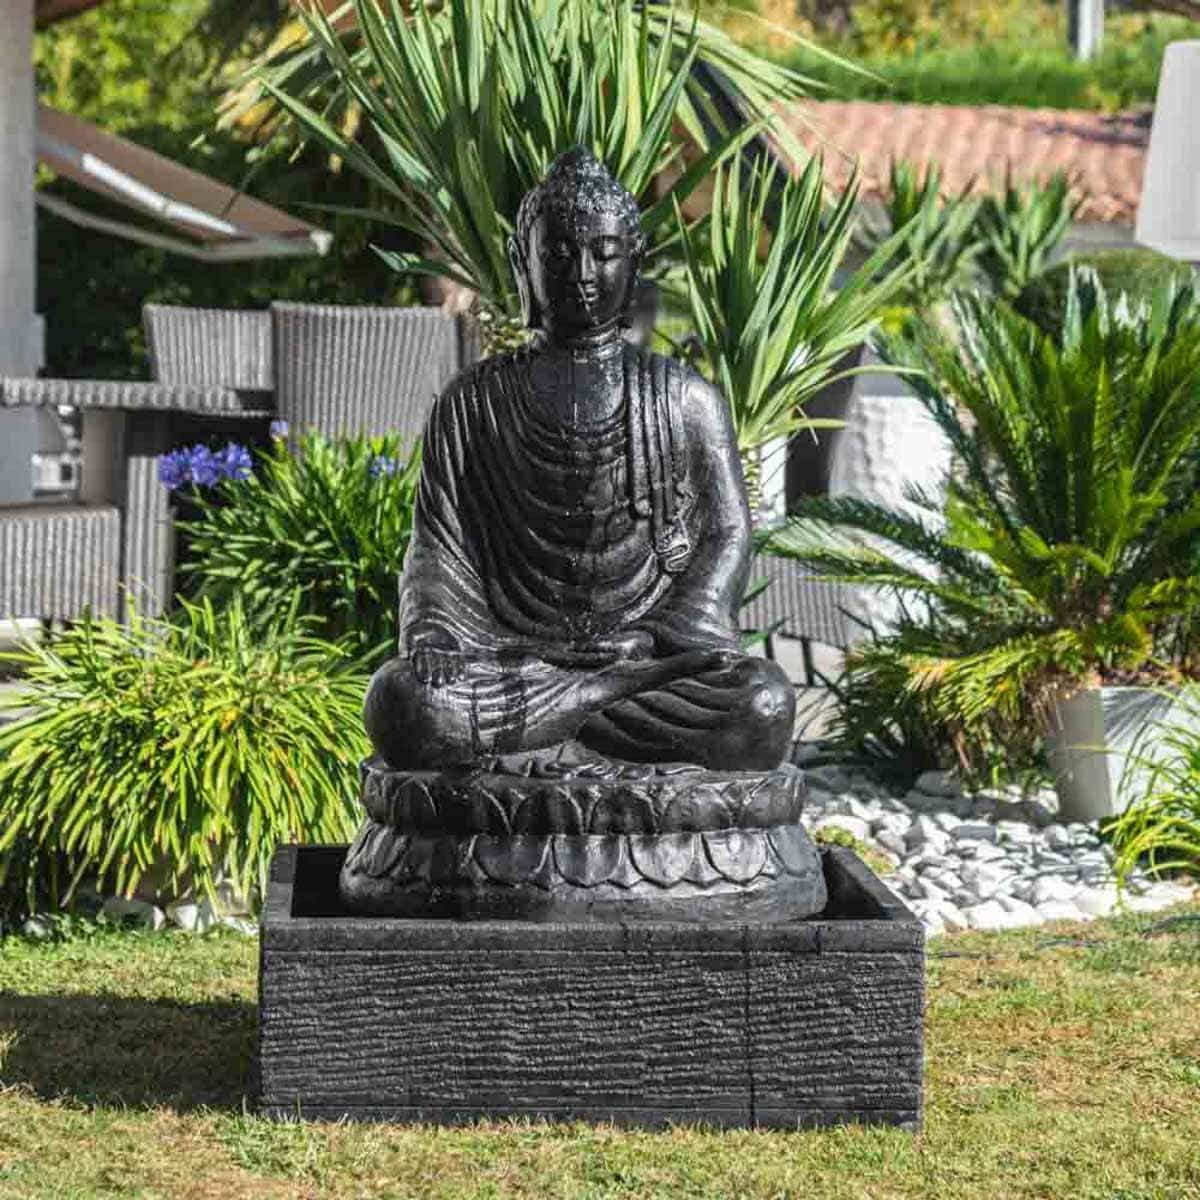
[{"xmin": 258, "ymin": 844, "xmax": 924, "ymax": 1129}]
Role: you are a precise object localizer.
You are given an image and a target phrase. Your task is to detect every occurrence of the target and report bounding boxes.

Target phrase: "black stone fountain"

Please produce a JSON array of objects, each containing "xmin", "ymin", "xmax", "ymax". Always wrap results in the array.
[{"xmin": 257, "ymin": 149, "xmax": 924, "ymax": 1129}]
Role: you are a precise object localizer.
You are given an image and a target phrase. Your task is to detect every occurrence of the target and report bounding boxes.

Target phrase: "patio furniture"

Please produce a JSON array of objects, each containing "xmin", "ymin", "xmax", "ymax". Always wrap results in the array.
[
  {"xmin": 272, "ymin": 302, "xmax": 479, "ymax": 445},
  {"xmin": 0, "ymin": 302, "xmax": 478, "ymax": 625},
  {"xmin": 0, "ymin": 375, "xmax": 271, "ymax": 624}
]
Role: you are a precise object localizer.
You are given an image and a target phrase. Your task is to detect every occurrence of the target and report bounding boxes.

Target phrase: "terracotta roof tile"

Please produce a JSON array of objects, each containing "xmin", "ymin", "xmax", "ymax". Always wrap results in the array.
[{"xmin": 781, "ymin": 101, "xmax": 1148, "ymax": 225}]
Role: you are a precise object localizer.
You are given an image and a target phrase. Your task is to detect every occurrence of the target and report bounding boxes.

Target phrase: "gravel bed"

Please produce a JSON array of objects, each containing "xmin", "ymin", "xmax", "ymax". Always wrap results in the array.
[{"xmin": 797, "ymin": 757, "xmax": 1197, "ymax": 934}]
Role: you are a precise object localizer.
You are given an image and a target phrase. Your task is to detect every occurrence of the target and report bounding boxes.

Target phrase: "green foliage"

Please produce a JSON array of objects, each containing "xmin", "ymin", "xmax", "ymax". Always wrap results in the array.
[
  {"xmin": 859, "ymin": 160, "xmax": 980, "ymax": 311},
  {"xmin": 810, "ymin": 824, "xmax": 895, "ymax": 876},
  {"xmin": 179, "ymin": 431, "xmax": 421, "ymax": 667},
  {"xmin": 677, "ymin": 154, "xmax": 908, "ymax": 457},
  {"xmin": 765, "ymin": 274, "xmax": 1200, "ymax": 754},
  {"xmin": 974, "ymin": 170, "xmax": 1082, "ymax": 301},
  {"xmin": 0, "ymin": 599, "xmax": 368, "ymax": 913},
  {"xmin": 813, "ymin": 619, "xmax": 1041, "ymax": 785},
  {"xmin": 1110, "ymin": 686, "xmax": 1200, "ymax": 888},
  {"xmin": 1015, "ymin": 249, "xmax": 1197, "ymax": 340},
  {"xmin": 775, "ymin": 12, "xmax": 1200, "ymax": 111},
  {"xmin": 239, "ymin": 0, "xmax": 826, "ymax": 333}
]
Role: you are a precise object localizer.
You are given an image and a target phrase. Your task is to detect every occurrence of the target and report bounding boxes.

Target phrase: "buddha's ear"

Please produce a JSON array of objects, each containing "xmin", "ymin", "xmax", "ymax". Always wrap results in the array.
[
  {"xmin": 624, "ymin": 230, "xmax": 650, "ymax": 316},
  {"xmin": 508, "ymin": 234, "xmax": 537, "ymax": 329}
]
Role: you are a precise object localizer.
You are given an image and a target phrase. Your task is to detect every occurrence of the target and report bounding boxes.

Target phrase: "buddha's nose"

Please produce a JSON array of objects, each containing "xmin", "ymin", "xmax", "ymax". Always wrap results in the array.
[{"xmin": 569, "ymin": 246, "xmax": 597, "ymax": 284}]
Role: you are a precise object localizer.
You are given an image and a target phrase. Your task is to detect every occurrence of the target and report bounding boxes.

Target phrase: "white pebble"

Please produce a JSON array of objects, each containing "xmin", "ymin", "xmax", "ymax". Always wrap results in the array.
[
  {"xmin": 1073, "ymin": 885, "xmax": 1120, "ymax": 918},
  {"xmin": 915, "ymin": 769, "xmax": 961, "ymax": 798},
  {"xmin": 101, "ymin": 897, "xmax": 166, "ymax": 930},
  {"xmin": 995, "ymin": 895, "xmax": 1044, "ymax": 926},
  {"xmin": 953, "ymin": 822, "xmax": 999, "ymax": 843},
  {"xmin": 964, "ymin": 900, "xmax": 1022, "ymax": 930},
  {"xmin": 1036, "ymin": 899, "xmax": 1082, "ymax": 922},
  {"xmin": 1031, "ymin": 876, "xmax": 1080, "ymax": 906}
]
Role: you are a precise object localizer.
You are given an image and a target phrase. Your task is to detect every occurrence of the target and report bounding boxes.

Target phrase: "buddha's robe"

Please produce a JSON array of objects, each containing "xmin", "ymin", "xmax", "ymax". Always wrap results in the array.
[{"xmin": 365, "ymin": 344, "xmax": 794, "ymax": 772}]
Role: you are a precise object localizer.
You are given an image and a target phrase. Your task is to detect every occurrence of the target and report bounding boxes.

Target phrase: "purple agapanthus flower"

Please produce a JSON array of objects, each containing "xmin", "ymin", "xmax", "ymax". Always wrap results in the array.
[
  {"xmin": 186, "ymin": 445, "xmax": 222, "ymax": 488},
  {"xmin": 369, "ymin": 455, "xmax": 400, "ymax": 479},
  {"xmin": 157, "ymin": 449, "xmax": 189, "ymax": 490},
  {"xmin": 159, "ymin": 441, "xmax": 257, "ymax": 491},
  {"xmin": 218, "ymin": 442, "xmax": 254, "ymax": 482},
  {"xmin": 269, "ymin": 419, "xmax": 289, "ymax": 440}
]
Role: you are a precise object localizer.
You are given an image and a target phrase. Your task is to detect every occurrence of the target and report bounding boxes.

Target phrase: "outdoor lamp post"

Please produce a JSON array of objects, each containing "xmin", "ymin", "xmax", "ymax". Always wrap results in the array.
[{"xmin": 1136, "ymin": 41, "xmax": 1200, "ymax": 263}]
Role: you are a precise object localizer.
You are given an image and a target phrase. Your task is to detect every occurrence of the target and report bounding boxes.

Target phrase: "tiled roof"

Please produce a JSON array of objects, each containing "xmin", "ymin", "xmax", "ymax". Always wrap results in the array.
[{"xmin": 781, "ymin": 101, "xmax": 1149, "ymax": 225}]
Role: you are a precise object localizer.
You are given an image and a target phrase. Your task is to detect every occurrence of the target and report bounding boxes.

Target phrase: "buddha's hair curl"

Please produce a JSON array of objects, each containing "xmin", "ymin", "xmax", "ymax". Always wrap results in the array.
[{"xmin": 515, "ymin": 147, "xmax": 644, "ymax": 256}]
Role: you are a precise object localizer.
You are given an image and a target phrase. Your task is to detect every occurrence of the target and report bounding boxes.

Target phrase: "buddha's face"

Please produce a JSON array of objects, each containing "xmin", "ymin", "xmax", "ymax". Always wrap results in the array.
[{"xmin": 526, "ymin": 207, "xmax": 639, "ymax": 337}]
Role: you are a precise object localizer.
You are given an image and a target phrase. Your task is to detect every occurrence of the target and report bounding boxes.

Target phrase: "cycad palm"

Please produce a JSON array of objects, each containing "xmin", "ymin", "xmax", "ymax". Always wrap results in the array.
[{"xmin": 766, "ymin": 272, "xmax": 1200, "ymax": 734}]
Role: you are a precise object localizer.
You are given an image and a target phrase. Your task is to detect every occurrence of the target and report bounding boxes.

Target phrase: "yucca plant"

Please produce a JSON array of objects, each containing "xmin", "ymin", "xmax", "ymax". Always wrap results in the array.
[
  {"xmin": 859, "ymin": 159, "xmax": 982, "ymax": 313},
  {"xmin": 178, "ymin": 429, "xmax": 420, "ymax": 667},
  {"xmin": 677, "ymin": 153, "xmax": 910, "ymax": 501},
  {"xmin": 765, "ymin": 273, "xmax": 1200, "ymax": 743},
  {"xmin": 0, "ymin": 598, "xmax": 369, "ymax": 913},
  {"xmin": 973, "ymin": 168, "xmax": 1084, "ymax": 300},
  {"xmin": 1110, "ymin": 685, "xmax": 1200, "ymax": 888},
  {"xmin": 234, "ymin": 0, "xmax": 822, "ymax": 342}
]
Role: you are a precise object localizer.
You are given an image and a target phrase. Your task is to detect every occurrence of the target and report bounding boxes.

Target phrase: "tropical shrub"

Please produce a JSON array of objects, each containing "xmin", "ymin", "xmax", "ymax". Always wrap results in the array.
[
  {"xmin": 858, "ymin": 160, "xmax": 981, "ymax": 312},
  {"xmin": 1110, "ymin": 685, "xmax": 1200, "ymax": 888},
  {"xmin": 0, "ymin": 599, "xmax": 368, "ymax": 915},
  {"xmin": 237, "ymin": 0, "xmax": 825, "ymax": 343},
  {"xmin": 765, "ymin": 274, "xmax": 1200, "ymax": 761},
  {"xmin": 1015, "ymin": 248, "xmax": 1196, "ymax": 339},
  {"xmin": 175, "ymin": 428, "xmax": 421, "ymax": 666},
  {"xmin": 973, "ymin": 169, "xmax": 1082, "ymax": 301},
  {"xmin": 676, "ymin": 153, "xmax": 908, "ymax": 495},
  {"xmin": 812, "ymin": 617, "xmax": 1049, "ymax": 786}
]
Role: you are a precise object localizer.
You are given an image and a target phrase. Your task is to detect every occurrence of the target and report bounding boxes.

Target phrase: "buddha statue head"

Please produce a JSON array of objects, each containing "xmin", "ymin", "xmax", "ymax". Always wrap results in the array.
[{"xmin": 509, "ymin": 147, "xmax": 647, "ymax": 339}]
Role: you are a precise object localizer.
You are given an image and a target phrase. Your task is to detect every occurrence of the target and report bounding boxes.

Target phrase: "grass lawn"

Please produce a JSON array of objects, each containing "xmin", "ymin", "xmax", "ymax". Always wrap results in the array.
[{"xmin": 1, "ymin": 905, "xmax": 1199, "ymax": 1199}]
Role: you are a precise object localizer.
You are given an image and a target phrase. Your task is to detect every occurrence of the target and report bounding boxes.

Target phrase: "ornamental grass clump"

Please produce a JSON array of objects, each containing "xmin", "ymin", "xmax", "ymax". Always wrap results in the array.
[
  {"xmin": 1110, "ymin": 686, "xmax": 1200, "ymax": 889},
  {"xmin": 766, "ymin": 272, "xmax": 1200, "ymax": 769},
  {"xmin": 676, "ymin": 153, "xmax": 910, "ymax": 493},
  {"xmin": 0, "ymin": 598, "xmax": 368, "ymax": 913},
  {"xmin": 177, "ymin": 429, "xmax": 421, "ymax": 667},
  {"xmin": 857, "ymin": 159, "xmax": 982, "ymax": 312}
]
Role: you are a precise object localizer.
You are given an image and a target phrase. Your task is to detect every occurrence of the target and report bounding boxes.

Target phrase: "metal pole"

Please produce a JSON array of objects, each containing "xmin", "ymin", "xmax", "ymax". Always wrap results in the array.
[
  {"xmin": 1068, "ymin": 0, "xmax": 1105, "ymax": 61},
  {"xmin": 0, "ymin": 0, "xmax": 39, "ymax": 503}
]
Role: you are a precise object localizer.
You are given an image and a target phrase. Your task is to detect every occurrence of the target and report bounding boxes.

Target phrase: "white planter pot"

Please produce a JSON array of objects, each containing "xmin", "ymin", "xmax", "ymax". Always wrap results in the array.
[{"xmin": 1048, "ymin": 686, "xmax": 1198, "ymax": 823}]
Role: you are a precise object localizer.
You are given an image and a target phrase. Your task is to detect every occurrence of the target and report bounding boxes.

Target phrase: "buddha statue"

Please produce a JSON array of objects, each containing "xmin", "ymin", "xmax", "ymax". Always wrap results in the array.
[{"xmin": 341, "ymin": 148, "xmax": 826, "ymax": 922}]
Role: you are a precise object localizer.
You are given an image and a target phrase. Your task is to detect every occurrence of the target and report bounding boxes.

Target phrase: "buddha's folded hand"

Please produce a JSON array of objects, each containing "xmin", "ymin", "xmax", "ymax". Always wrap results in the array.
[{"xmin": 410, "ymin": 629, "xmax": 465, "ymax": 687}]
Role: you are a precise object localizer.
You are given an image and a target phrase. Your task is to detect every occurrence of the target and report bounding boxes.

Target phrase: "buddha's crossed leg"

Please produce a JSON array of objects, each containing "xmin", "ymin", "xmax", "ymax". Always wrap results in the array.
[{"xmin": 365, "ymin": 652, "xmax": 794, "ymax": 772}]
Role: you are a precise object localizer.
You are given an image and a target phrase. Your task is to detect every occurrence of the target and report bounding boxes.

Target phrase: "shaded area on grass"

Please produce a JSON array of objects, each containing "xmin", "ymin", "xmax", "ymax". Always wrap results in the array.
[{"xmin": 0, "ymin": 992, "xmax": 256, "ymax": 1111}]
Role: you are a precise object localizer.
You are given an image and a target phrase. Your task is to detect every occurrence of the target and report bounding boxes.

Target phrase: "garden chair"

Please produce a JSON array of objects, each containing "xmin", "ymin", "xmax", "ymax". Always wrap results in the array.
[
  {"xmin": 741, "ymin": 562, "xmax": 862, "ymax": 687},
  {"xmin": 269, "ymin": 301, "xmax": 479, "ymax": 446},
  {"xmin": 0, "ymin": 307, "xmax": 273, "ymax": 625}
]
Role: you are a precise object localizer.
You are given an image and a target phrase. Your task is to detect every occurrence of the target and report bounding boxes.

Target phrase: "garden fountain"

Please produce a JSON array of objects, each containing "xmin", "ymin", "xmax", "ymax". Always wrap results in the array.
[{"xmin": 258, "ymin": 150, "xmax": 923, "ymax": 1129}]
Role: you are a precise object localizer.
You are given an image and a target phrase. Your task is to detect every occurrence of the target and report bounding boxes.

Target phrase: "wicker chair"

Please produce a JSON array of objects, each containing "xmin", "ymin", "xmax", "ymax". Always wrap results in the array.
[
  {"xmin": 270, "ymin": 301, "xmax": 478, "ymax": 445},
  {"xmin": 741, "ymin": 559, "xmax": 863, "ymax": 686}
]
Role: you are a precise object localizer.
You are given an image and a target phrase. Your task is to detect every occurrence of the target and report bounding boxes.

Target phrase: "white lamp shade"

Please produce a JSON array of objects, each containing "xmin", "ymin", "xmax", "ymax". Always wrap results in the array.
[{"xmin": 1137, "ymin": 41, "xmax": 1200, "ymax": 261}]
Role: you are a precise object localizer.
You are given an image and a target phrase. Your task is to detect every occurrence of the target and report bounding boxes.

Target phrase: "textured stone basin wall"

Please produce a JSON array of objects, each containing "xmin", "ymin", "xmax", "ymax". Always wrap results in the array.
[{"xmin": 258, "ymin": 845, "xmax": 924, "ymax": 1129}]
